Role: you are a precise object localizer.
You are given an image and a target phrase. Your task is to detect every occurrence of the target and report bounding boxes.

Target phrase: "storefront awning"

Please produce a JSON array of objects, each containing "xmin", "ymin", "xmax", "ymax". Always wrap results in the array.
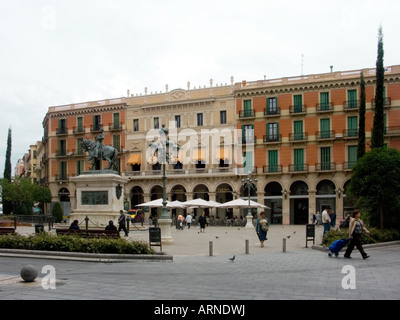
[{"xmin": 127, "ymin": 153, "xmax": 141, "ymax": 165}]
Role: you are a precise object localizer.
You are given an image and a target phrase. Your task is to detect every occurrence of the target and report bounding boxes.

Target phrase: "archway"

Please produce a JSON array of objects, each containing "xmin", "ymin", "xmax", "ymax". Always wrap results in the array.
[
  {"xmin": 316, "ymin": 179, "xmax": 336, "ymax": 215},
  {"xmin": 264, "ymin": 182, "xmax": 283, "ymax": 224},
  {"xmin": 216, "ymin": 183, "xmax": 234, "ymax": 218},
  {"xmin": 130, "ymin": 186, "xmax": 144, "ymax": 209},
  {"xmin": 290, "ymin": 181, "xmax": 309, "ymax": 224}
]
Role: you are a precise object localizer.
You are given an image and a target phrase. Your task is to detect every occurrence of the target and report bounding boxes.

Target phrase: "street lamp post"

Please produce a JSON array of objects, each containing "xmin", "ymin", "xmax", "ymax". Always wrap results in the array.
[
  {"xmin": 149, "ymin": 124, "xmax": 177, "ymax": 243},
  {"xmin": 241, "ymin": 171, "xmax": 258, "ymax": 228}
]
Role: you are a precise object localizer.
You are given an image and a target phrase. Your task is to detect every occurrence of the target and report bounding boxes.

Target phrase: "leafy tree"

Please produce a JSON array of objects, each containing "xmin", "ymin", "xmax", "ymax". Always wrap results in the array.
[
  {"xmin": 357, "ymin": 72, "xmax": 366, "ymax": 159},
  {"xmin": 349, "ymin": 147, "xmax": 400, "ymax": 229},
  {"xmin": 2, "ymin": 128, "xmax": 12, "ymax": 214},
  {"xmin": 371, "ymin": 26, "xmax": 385, "ymax": 149}
]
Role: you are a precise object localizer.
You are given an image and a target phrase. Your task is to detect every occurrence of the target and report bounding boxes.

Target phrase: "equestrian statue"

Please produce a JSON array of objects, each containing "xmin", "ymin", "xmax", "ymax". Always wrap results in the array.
[{"xmin": 81, "ymin": 124, "xmax": 119, "ymax": 171}]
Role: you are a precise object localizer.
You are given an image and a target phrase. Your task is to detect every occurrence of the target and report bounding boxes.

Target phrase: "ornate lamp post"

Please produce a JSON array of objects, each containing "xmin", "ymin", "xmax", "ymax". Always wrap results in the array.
[
  {"xmin": 149, "ymin": 124, "xmax": 178, "ymax": 243},
  {"xmin": 241, "ymin": 171, "xmax": 258, "ymax": 228}
]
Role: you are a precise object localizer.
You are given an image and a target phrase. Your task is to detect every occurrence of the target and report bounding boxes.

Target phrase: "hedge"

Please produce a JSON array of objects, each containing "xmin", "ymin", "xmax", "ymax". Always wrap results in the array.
[
  {"xmin": 322, "ymin": 227, "xmax": 400, "ymax": 247},
  {"xmin": 0, "ymin": 233, "xmax": 155, "ymax": 254}
]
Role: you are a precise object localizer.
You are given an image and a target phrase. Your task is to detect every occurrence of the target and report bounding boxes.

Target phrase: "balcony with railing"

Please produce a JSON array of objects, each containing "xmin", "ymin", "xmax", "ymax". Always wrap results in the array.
[
  {"xmin": 315, "ymin": 162, "xmax": 336, "ymax": 172},
  {"xmin": 371, "ymin": 97, "xmax": 391, "ymax": 108},
  {"xmin": 109, "ymin": 122, "xmax": 123, "ymax": 131},
  {"xmin": 343, "ymin": 129, "xmax": 359, "ymax": 139},
  {"xmin": 289, "ymin": 132, "xmax": 308, "ymax": 143},
  {"xmin": 239, "ymin": 109, "xmax": 256, "ymax": 119},
  {"xmin": 263, "ymin": 107, "xmax": 281, "ymax": 117},
  {"xmin": 56, "ymin": 127, "xmax": 68, "ymax": 136},
  {"xmin": 289, "ymin": 105, "xmax": 307, "ymax": 115},
  {"xmin": 343, "ymin": 100, "xmax": 359, "ymax": 111},
  {"xmin": 262, "ymin": 165, "xmax": 282, "ymax": 174},
  {"xmin": 289, "ymin": 163, "xmax": 309, "ymax": 173},
  {"xmin": 315, "ymin": 130, "xmax": 336, "ymax": 140},
  {"xmin": 73, "ymin": 126, "xmax": 86, "ymax": 134},
  {"xmin": 263, "ymin": 134, "xmax": 282, "ymax": 144},
  {"xmin": 316, "ymin": 102, "xmax": 334, "ymax": 113}
]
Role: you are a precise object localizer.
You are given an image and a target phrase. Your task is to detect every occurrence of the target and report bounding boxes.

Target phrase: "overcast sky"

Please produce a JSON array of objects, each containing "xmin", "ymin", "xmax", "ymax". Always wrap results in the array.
[{"xmin": 1, "ymin": 0, "xmax": 399, "ymax": 177}]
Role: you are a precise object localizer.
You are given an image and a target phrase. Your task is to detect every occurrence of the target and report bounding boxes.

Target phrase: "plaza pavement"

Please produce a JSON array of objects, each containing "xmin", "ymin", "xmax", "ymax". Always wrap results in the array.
[{"xmin": 0, "ymin": 223, "xmax": 400, "ymax": 301}]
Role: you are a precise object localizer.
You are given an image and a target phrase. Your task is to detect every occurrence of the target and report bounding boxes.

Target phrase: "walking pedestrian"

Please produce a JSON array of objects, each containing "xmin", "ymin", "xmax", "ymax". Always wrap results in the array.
[
  {"xmin": 322, "ymin": 206, "xmax": 331, "ymax": 235},
  {"xmin": 177, "ymin": 214, "xmax": 184, "ymax": 230},
  {"xmin": 330, "ymin": 210, "xmax": 336, "ymax": 228},
  {"xmin": 185, "ymin": 213, "xmax": 193, "ymax": 229},
  {"xmin": 255, "ymin": 211, "xmax": 269, "ymax": 247},
  {"xmin": 344, "ymin": 209, "xmax": 370, "ymax": 259},
  {"xmin": 118, "ymin": 210, "xmax": 129, "ymax": 236},
  {"xmin": 315, "ymin": 211, "xmax": 322, "ymax": 226},
  {"xmin": 198, "ymin": 211, "xmax": 207, "ymax": 233}
]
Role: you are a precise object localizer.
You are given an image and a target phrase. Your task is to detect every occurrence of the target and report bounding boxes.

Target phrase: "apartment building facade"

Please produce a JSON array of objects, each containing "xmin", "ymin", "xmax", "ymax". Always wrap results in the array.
[
  {"xmin": 235, "ymin": 65, "xmax": 400, "ymax": 224},
  {"xmin": 40, "ymin": 98, "xmax": 127, "ymax": 215},
  {"xmin": 36, "ymin": 65, "xmax": 400, "ymax": 224}
]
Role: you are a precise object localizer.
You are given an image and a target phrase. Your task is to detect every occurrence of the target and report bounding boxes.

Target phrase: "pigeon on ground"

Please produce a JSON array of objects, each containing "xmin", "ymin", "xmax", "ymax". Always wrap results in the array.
[
  {"xmin": 215, "ymin": 236, "xmax": 219, "ymax": 239},
  {"xmin": 287, "ymin": 235, "xmax": 291, "ymax": 238},
  {"xmin": 229, "ymin": 255, "xmax": 235, "ymax": 262}
]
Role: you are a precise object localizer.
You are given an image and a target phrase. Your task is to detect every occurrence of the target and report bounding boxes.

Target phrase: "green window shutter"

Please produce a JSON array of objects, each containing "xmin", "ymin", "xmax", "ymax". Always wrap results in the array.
[
  {"xmin": 320, "ymin": 92, "xmax": 330, "ymax": 110},
  {"xmin": 347, "ymin": 116, "xmax": 358, "ymax": 137},
  {"xmin": 347, "ymin": 89, "xmax": 357, "ymax": 108},
  {"xmin": 268, "ymin": 150, "xmax": 278, "ymax": 172},
  {"xmin": 77, "ymin": 117, "xmax": 83, "ymax": 132},
  {"xmin": 294, "ymin": 95, "xmax": 303, "ymax": 112},
  {"xmin": 320, "ymin": 119, "xmax": 330, "ymax": 138},
  {"xmin": 348, "ymin": 146, "xmax": 357, "ymax": 168},
  {"xmin": 294, "ymin": 149, "xmax": 304, "ymax": 171},
  {"xmin": 113, "ymin": 113, "xmax": 120, "ymax": 129},
  {"xmin": 113, "ymin": 135, "xmax": 120, "ymax": 151},
  {"xmin": 294, "ymin": 120, "xmax": 303, "ymax": 140},
  {"xmin": 77, "ymin": 138, "xmax": 83, "ymax": 155},
  {"xmin": 76, "ymin": 160, "xmax": 84, "ymax": 175},
  {"xmin": 321, "ymin": 147, "xmax": 331, "ymax": 170},
  {"xmin": 244, "ymin": 100, "xmax": 252, "ymax": 117}
]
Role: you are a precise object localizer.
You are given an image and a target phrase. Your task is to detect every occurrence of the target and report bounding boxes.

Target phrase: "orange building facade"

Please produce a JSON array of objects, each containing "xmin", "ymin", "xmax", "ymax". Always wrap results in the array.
[
  {"xmin": 235, "ymin": 65, "xmax": 400, "ymax": 224},
  {"xmin": 41, "ymin": 98, "xmax": 127, "ymax": 215}
]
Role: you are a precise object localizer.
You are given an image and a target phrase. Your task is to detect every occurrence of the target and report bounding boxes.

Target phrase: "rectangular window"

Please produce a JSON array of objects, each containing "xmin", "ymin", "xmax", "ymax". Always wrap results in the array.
[
  {"xmin": 76, "ymin": 160, "xmax": 84, "ymax": 176},
  {"xmin": 267, "ymin": 97, "xmax": 278, "ymax": 115},
  {"xmin": 58, "ymin": 119, "xmax": 67, "ymax": 134},
  {"xmin": 294, "ymin": 149, "xmax": 304, "ymax": 171},
  {"xmin": 348, "ymin": 146, "xmax": 357, "ymax": 169},
  {"xmin": 175, "ymin": 115, "xmax": 181, "ymax": 128},
  {"xmin": 58, "ymin": 139, "xmax": 66, "ymax": 156},
  {"xmin": 242, "ymin": 124, "xmax": 254, "ymax": 144},
  {"xmin": 133, "ymin": 119, "xmax": 139, "ymax": 131},
  {"xmin": 347, "ymin": 116, "xmax": 358, "ymax": 137},
  {"xmin": 293, "ymin": 94, "xmax": 303, "ymax": 112},
  {"xmin": 320, "ymin": 118, "xmax": 330, "ymax": 139},
  {"xmin": 267, "ymin": 122, "xmax": 279, "ymax": 142},
  {"xmin": 197, "ymin": 113, "xmax": 203, "ymax": 126},
  {"xmin": 59, "ymin": 161, "xmax": 67, "ymax": 180},
  {"xmin": 113, "ymin": 135, "xmax": 120, "ymax": 152},
  {"xmin": 320, "ymin": 92, "xmax": 330, "ymax": 110},
  {"xmin": 347, "ymin": 89, "xmax": 357, "ymax": 108},
  {"xmin": 220, "ymin": 110, "xmax": 227, "ymax": 124},
  {"xmin": 113, "ymin": 113, "xmax": 120, "ymax": 129},
  {"xmin": 77, "ymin": 117, "xmax": 83, "ymax": 132},
  {"xmin": 243, "ymin": 100, "xmax": 252, "ymax": 117},
  {"xmin": 93, "ymin": 115, "xmax": 101, "ymax": 131},
  {"xmin": 77, "ymin": 138, "xmax": 83, "ymax": 155},
  {"xmin": 154, "ymin": 117, "xmax": 159, "ymax": 129},
  {"xmin": 293, "ymin": 120, "xmax": 303, "ymax": 140},
  {"xmin": 268, "ymin": 150, "xmax": 278, "ymax": 172},
  {"xmin": 321, "ymin": 147, "xmax": 331, "ymax": 170}
]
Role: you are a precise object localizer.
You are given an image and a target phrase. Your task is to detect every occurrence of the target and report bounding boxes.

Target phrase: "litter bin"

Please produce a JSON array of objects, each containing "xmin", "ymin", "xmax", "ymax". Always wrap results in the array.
[{"xmin": 35, "ymin": 224, "xmax": 44, "ymax": 234}]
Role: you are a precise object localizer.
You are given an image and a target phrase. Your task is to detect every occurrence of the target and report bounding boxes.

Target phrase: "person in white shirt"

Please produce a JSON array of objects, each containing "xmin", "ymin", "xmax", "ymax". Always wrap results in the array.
[
  {"xmin": 322, "ymin": 206, "xmax": 331, "ymax": 235},
  {"xmin": 185, "ymin": 213, "xmax": 193, "ymax": 229}
]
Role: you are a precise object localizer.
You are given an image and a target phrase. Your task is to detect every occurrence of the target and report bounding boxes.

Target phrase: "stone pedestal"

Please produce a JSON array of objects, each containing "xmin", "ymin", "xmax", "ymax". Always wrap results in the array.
[
  {"xmin": 70, "ymin": 171, "xmax": 128, "ymax": 227},
  {"xmin": 158, "ymin": 218, "xmax": 174, "ymax": 244}
]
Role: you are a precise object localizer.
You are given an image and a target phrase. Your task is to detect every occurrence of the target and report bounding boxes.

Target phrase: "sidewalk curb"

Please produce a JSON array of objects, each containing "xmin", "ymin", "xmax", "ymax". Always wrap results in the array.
[
  {"xmin": 312, "ymin": 240, "xmax": 400, "ymax": 252},
  {"xmin": 0, "ymin": 248, "xmax": 173, "ymax": 262}
]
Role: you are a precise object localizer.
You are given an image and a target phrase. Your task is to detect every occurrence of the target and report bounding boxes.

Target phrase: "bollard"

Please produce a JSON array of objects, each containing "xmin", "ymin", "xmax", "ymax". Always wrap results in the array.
[
  {"xmin": 245, "ymin": 239, "xmax": 249, "ymax": 254},
  {"xmin": 282, "ymin": 238, "xmax": 286, "ymax": 252},
  {"xmin": 209, "ymin": 241, "xmax": 213, "ymax": 256}
]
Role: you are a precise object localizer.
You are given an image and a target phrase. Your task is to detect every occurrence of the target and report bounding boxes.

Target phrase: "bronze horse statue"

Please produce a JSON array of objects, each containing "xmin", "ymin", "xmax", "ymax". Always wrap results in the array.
[{"xmin": 81, "ymin": 138, "xmax": 119, "ymax": 171}]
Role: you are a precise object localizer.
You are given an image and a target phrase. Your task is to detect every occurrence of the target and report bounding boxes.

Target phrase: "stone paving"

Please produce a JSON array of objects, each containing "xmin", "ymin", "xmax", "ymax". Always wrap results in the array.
[{"xmin": 0, "ymin": 224, "xmax": 399, "ymax": 301}]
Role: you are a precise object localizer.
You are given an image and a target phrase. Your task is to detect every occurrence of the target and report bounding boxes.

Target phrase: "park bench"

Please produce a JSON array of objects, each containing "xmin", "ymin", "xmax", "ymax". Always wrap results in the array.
[
  {"xmin": 0, "ymin": 228, "xmax": 16, "ymax": 235},
  {"xmin": 56, "ymin": 228, "xmax": 120, "ymax": 238}
]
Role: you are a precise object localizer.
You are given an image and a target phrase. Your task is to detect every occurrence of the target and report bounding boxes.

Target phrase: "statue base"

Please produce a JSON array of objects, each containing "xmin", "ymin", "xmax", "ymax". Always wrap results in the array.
[{"xmin": 70, "ymin": 172, "xmax": 128, "ymax": 227}]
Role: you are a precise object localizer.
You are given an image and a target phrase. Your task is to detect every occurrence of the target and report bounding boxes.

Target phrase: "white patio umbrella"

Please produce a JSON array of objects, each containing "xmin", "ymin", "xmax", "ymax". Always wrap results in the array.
[
  {"xmin": 136, "ymin": 198, "xmax": 185, "ymax": 209},
  {"xmin": 182, "ymin": 198, "xmax": 217, "ymax": 208},
  {"xmin": 216, "ymin": 198, "xmax": 270, "ymax": 209}
]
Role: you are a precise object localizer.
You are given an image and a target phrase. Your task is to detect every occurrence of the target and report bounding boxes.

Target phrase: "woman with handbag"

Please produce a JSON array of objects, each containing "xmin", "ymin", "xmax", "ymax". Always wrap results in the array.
[
  {"xmin": 344, "ymin": 209, "xmax": 370, "ymax": 259},
  {"xmin": 256, "ymin": 211, "xmax": 269, "ymax": 247}
]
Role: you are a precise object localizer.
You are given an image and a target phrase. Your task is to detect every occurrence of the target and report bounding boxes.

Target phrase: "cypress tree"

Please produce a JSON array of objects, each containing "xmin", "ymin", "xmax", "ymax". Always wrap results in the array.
[
  {"xmin": 357, "ymin": 72, "xmax": 366, "ymax": 159},
  {"xmin": 371, "ymin": 26, "xmax": 385, "ymax": 149},
  {"xmin": 2, "ymin": 127, "xmax": 13, "ymax": 214}
]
